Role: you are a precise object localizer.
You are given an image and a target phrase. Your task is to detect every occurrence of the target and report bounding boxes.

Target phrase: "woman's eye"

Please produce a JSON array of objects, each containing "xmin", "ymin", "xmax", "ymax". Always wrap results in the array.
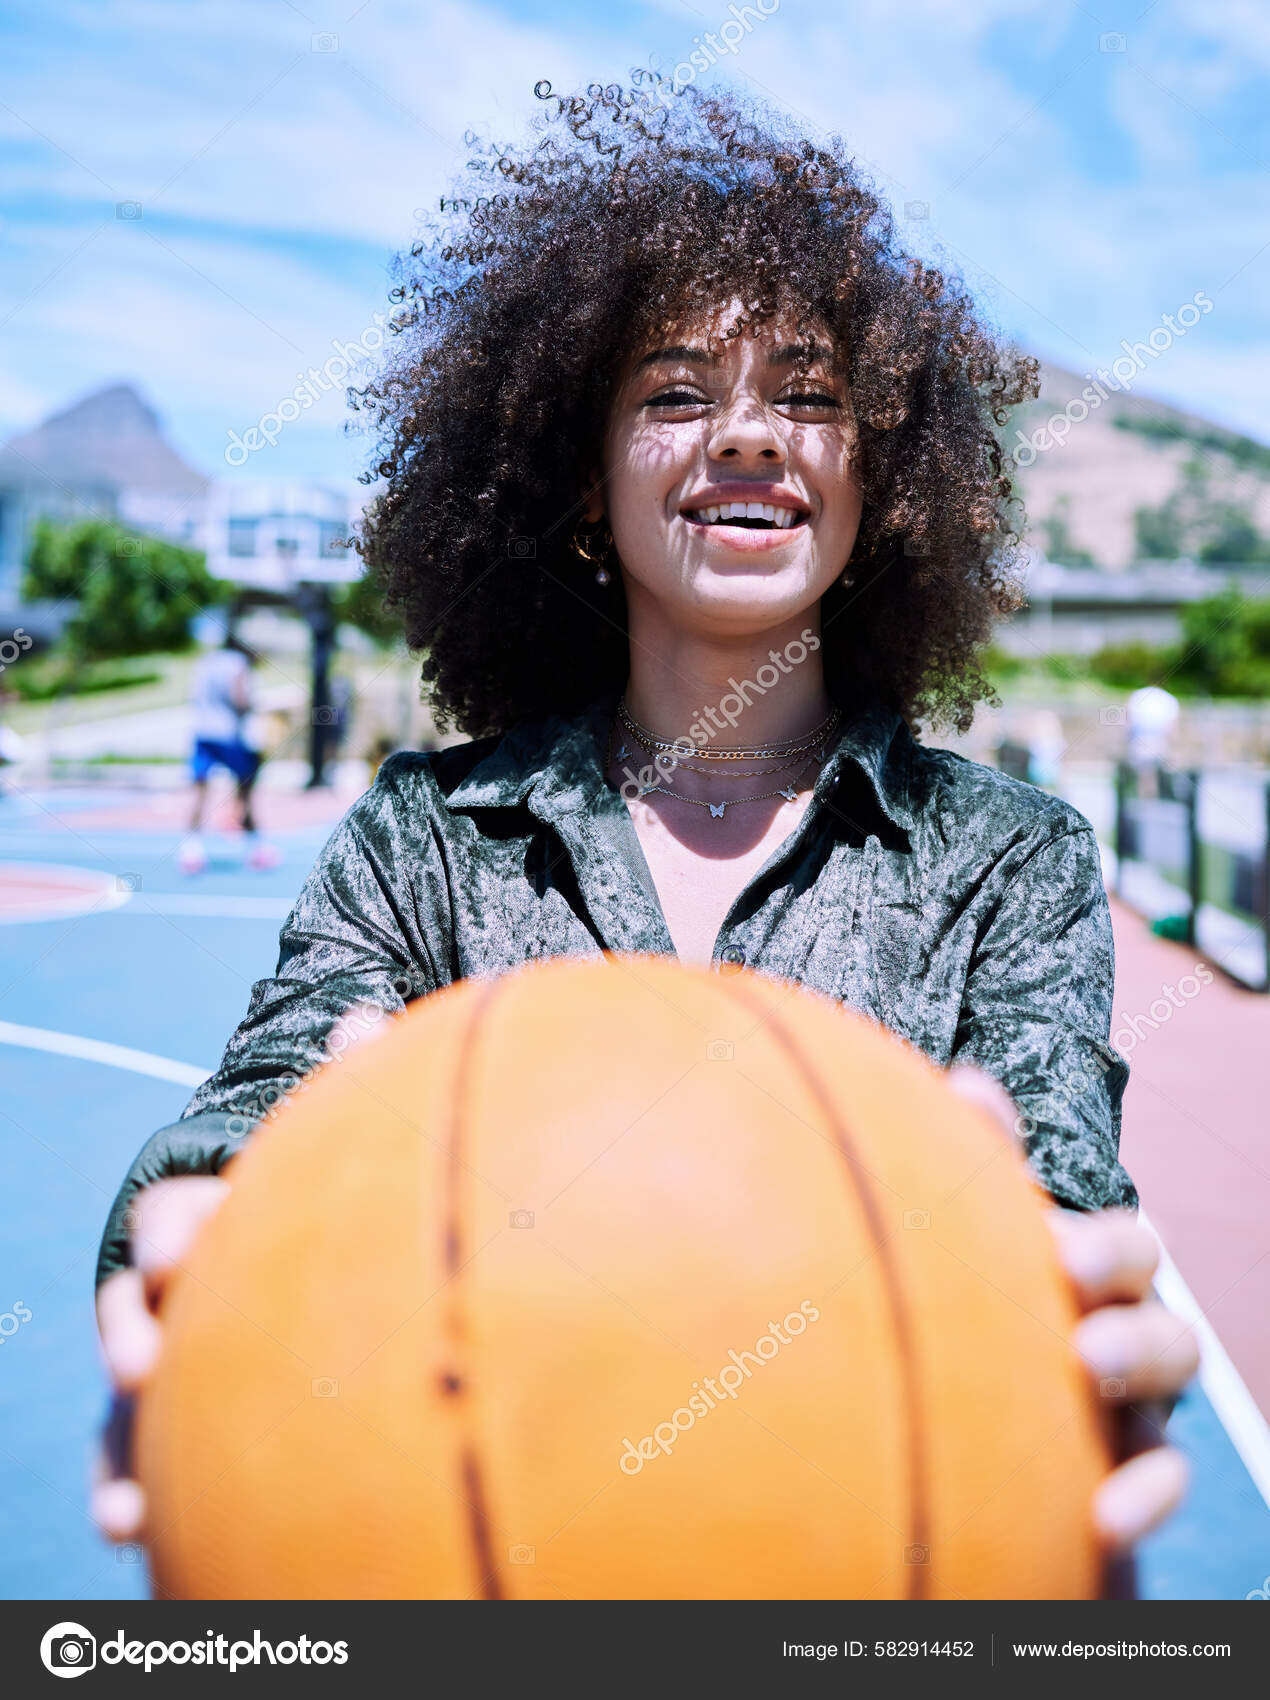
[
  {"xmin": 779, "ymin": 391, "xmax": 840, "ymax": 408},
  {"xmin": 646, "ymin": 388, "xmax": 708, "ymax": 408}
]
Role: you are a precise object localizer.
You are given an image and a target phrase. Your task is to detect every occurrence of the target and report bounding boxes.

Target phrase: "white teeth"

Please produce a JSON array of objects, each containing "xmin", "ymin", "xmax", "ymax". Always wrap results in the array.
[{"xmin": 686, "ymin": 501, "xmax": 804, "ymax": 526}]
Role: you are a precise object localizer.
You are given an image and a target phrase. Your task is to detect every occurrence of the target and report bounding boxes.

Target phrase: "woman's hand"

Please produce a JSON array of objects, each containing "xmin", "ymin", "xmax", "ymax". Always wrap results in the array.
[
  {"xmin": 947, "ymin": 1064, "xmax": 1199, "ymax": 1554},
  {"xmin": 92, "ymin": 1176, "xmax": 230, "ymax": 1543}
]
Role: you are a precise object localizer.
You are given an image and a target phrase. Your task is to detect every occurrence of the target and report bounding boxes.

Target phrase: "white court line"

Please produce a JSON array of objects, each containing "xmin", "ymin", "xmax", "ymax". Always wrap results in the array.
[
  {"xmin": 0, "ymin": 1021, "xmax": 211, "ymax": 1088},
  {"xmin": 1141, "ymin": 1205, "xmax": 1270, "ymax": 1511}
]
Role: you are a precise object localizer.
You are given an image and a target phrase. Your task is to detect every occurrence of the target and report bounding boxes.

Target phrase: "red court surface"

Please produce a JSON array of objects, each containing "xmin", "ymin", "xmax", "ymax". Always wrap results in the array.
[
  {"xmin": 1110, "ymin": 895, "xmax": 1270, "ymax": 1420},
  {"xmin": 0, "ymin": 862, "xmax": 124, "ymax": 922}
]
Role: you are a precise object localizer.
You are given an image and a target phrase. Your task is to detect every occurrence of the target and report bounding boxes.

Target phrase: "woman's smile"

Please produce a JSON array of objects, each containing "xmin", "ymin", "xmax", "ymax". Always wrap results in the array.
[{"xmin": 677, "ymin": 481, "xmax": 812, "ymax": 552}]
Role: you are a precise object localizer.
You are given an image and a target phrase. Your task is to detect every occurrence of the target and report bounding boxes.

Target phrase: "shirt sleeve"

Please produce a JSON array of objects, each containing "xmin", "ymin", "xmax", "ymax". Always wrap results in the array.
[
  {"xmin": 94, "ymin": 760, "xmax": 441, "ymax": 1289},
  {"xmin": 949, "ymin": 821, "xmax": 1138, "ymax": 1213}
]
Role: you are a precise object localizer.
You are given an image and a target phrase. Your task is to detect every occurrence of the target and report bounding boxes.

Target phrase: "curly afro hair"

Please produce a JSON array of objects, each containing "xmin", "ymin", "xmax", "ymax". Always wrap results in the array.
[{"xmin": 351, "ymin": 75, "xmax": 1037, "ymax": 739}]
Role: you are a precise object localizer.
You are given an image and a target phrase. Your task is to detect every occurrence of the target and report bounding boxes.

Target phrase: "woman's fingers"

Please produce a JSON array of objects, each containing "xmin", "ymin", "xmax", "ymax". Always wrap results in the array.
[
  {"xmin": 1074, "ymin": 1298, "xmax": 1201, "ymax": 1404},
  {"xmin": 946, "ymin": 1061, "xmax": 1026, "ymax": 1145},
  {"xmin": 130, "ymin": 1176, "xmax": 230, "ymax": 1301},
  {"xmin": 1048, "ymin": 1207, "xmax": 1160, "ymax": 1308},
  {"xmin": 92, "ymin": 1176, "xmax": 229, "ymax": 1546},
  {"xmin": 91, "ymin": 1467, "xmax": 145, "ymax": 1544},
  {"xmin": 95, "ymin": 1269, "xmax": 162, "ymax": 1392},
  {"xmin": 1093, "ymin": 1445, "xmax": 1190, "ymax": 1554}
]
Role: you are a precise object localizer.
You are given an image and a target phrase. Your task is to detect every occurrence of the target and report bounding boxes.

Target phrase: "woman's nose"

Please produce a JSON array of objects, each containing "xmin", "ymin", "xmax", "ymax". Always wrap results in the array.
[{"xmin": 706, "ymin": 397, "xmax": 786, "ymax": 465}]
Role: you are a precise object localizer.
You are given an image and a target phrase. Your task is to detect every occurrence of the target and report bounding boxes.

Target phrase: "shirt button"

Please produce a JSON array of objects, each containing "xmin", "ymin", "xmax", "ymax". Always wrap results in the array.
[{"xmin": 717, "ymin": 945, "xmax": 746, "ymax": 975}]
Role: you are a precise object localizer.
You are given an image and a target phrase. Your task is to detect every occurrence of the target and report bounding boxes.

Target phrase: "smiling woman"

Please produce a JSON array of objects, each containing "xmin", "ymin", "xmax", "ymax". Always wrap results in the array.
[
  {"xmin": 93, "ymin": 73, "xmax": 1197, "ymax": 1585},
  {"xmin": 351, "ymin": 77, "xmax": 1037, "ymax": 739}
]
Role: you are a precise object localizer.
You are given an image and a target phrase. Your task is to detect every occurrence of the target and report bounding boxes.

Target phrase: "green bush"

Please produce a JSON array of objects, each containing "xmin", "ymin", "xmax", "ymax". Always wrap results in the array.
[
  {"xmin": 982, "ymin": 642, "xmax": 1024, "ymax": 680},
  {"xmin": 1088, "ymin": 640, "xmax": 1170, "ymax": 690},
  {"xmin": 22, "ymin": 517, "xmax": 227, "ymax": 661},
  {"xmin": 1170, "ymin": 585, "xmax": 1270, "ymax": 697},
  {"xmin": 9, "ymin": 658, "xmax": 162, "ymax": 702},
  {"xmin": 1039, "ymin": 652, "xmax": 1088, "ymax": 682}
]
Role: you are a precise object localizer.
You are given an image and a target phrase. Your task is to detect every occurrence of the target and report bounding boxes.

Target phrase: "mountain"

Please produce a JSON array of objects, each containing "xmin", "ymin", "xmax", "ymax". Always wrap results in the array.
[
  {"xmin": 0, "ymin": 384, "xmax": 207, "ymax": 497},
  {"xmin": 1010, "ymin": 361, "xmax": 1270, "ymax": 570}
]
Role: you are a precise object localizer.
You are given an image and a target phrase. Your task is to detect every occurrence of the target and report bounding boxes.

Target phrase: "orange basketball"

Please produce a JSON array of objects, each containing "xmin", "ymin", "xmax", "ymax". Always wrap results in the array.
[{"xmin": 137, "ymin": 954, "xmax": 1111, "ymax": 1600}]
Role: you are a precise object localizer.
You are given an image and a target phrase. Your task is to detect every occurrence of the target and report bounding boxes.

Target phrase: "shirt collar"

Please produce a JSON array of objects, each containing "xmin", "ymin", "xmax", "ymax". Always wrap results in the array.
[{"xmin": 445, "ymin": 688, "xmax": 914, "ymax": 836}]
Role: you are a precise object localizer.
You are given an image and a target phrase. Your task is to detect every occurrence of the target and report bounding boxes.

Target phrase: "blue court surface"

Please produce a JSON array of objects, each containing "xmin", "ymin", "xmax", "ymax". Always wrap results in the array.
[{"xmin": 0, "ymin": 784, "xmax": 1267, "ymax": 1602}]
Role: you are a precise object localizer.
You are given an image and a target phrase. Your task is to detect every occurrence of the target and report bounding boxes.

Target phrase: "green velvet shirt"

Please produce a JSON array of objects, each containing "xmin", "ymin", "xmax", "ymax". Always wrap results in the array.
[{"xmin": 95, "ymin": 688, "xmax": 1136, "ymax": 1289}]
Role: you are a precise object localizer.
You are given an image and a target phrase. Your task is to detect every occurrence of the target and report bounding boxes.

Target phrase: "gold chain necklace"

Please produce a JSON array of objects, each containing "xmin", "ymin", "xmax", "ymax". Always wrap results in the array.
[
  {"xmin": 607, "ymin": 721, "xmax": 819, "ymax": 820},
  {"xmin": 616, "ymin": 699, "xmax": 840, "ymax": 764},
  {"xmin": 618, "ymin": 721, "xmax": 821, "ymax": 781}
]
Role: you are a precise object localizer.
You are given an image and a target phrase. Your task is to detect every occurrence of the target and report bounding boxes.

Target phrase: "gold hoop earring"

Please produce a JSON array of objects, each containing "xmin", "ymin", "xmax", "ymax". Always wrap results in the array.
[{"xmin": 572, "ymin": 517, "xmax": 614, "ymax": 584}]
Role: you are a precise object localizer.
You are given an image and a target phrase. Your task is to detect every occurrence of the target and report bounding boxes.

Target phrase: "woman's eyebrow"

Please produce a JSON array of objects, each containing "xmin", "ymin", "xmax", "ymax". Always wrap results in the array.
[
  {"xmin": 631, "ymin": 339, "xmax": 840, "ymax": 373},
  {"xmin": 632, "ymin": 344, "xmax": 713, "ymax": 372},
  {"xmin": 767, "ymin": 341, "xmax": 837, "ymax": 367}
]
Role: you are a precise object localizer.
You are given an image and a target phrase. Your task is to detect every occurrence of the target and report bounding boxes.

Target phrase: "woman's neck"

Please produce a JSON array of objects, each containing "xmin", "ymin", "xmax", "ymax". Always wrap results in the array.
[{"xmin": 620, "ymin": 606, "xmax": 835, "ymax": 753}]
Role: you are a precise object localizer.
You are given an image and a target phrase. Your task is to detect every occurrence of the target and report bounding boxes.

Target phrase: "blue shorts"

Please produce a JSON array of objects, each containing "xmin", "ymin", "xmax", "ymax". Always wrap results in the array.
[{"xmin": 191, "ymin": 738, "xmax": 260, "ymax": 784}]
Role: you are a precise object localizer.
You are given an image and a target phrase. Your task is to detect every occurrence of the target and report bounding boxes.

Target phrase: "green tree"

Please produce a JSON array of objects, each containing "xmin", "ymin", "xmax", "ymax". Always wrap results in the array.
[
  {"xmin": 1038, "ymin": 495, "xmax": 1096, "ymax": 565},
  {"xmin": 1197, "ymin": 503, "xmax": 1270, "ymax": 564},
  {"xmin": 1170, "ymin": 585, "xmax": 1270, "ymax": 697},
  {"xmin": 333, "ymin": 563, "xmax": 401, "ymax": 647},
  {"xmin": 23, "ymin": 517, "xmax": 226, "ymax": 660}
]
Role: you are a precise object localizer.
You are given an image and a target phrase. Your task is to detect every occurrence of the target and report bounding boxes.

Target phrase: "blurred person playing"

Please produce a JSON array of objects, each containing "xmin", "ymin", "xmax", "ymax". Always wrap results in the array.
[{"xmin": 179, "ymin": 637, "xmax": 280, "ymax": 874}]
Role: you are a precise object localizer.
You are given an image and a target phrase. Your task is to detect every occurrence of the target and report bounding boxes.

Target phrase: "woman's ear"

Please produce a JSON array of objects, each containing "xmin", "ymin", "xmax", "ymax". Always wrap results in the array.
[{"xmin": 577, "ymin": 459, "xmax": 607, "ymax": 526}]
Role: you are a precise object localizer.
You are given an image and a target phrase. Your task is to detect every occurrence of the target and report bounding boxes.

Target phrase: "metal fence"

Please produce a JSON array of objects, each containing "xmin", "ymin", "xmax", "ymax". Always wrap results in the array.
[{"xmin": 1112, "ymin": 762, "xmax": 1269, "ymax": 991}]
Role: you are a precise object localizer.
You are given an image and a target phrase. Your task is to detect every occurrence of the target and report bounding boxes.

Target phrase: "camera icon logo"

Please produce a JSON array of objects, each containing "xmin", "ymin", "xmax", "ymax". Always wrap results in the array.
[
  {"xmin": 904, "ymin": 1543, "xmax": 931, "ymax": 1564},
  {"xmin": 509, "ymin": 1209, "xmax": 535, "ymax": 1229},
  {"xmin": 706, "ymin": 1039, "xmax": 734, "ymax": 1061},
  {"xmin": 508, "ymin": 1544, "xmax": 536, "ymax": 1564},
  {"xmin": 312, "ymin": 1377, "xmax": 339, "ymax": 1397},
  {"xmin": 115, "ymin": 537, "xmax": 142, "ymax": 556},
  {"xmin": 40, "ymin": 1622, "xmax": 96, "ymax": 1677},
  {"xmin": 903, "ymin": 200, "xmax": 929, "ymax": 220},
  {"xmin": 508, "ymin": 536, "xmax": 537, "ymax": 558},
  {"xmin": 115, "ymin": 201, "xmax": 142, "ymax": 220},
  {"xmin": 903, "ymin": 1208, "xmax": 931, "ymax": 1230}
]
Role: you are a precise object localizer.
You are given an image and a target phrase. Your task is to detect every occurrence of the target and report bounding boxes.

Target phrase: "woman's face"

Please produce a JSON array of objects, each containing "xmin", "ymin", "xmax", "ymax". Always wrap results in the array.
[{"xmin": 591, "ymin": 300, "xmax": 862, "ymax": 638}]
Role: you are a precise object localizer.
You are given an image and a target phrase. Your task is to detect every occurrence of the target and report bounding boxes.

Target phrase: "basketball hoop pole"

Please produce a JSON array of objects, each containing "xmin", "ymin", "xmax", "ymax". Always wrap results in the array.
[{"xmin": 295, "ymin": 581, "xmax": 337, "ymax": 789}]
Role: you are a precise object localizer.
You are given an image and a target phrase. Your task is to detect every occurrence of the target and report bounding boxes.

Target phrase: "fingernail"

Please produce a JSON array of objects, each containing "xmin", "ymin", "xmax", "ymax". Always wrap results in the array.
[
  {"xmin": 93, "ymin": 1478, "xmax": 144, "ymax": 1543},
  {"xmin": 1092, "ymin": 1472, "xmax": 1139, "ymax": 1551},
  {"xmin": 1074, "ymin": 1313, "xmax": 1133, "ymax": 1380},
  {"xmin": 1061, "ymin": 1233, "xmax": 1113, "ymax": 1289}
]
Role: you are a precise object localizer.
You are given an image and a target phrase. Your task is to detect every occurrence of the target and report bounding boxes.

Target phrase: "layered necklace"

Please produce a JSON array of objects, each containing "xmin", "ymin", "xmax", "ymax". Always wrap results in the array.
[{"xmin": 611, "ymin": 699, "xmax": 842, "ymax": 821}]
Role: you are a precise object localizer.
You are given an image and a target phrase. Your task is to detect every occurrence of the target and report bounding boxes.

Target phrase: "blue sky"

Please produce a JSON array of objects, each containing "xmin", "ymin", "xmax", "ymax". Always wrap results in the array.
[{"xmin": 0, "ymin": 0, "xmax": 1266, "ymax": 489}]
